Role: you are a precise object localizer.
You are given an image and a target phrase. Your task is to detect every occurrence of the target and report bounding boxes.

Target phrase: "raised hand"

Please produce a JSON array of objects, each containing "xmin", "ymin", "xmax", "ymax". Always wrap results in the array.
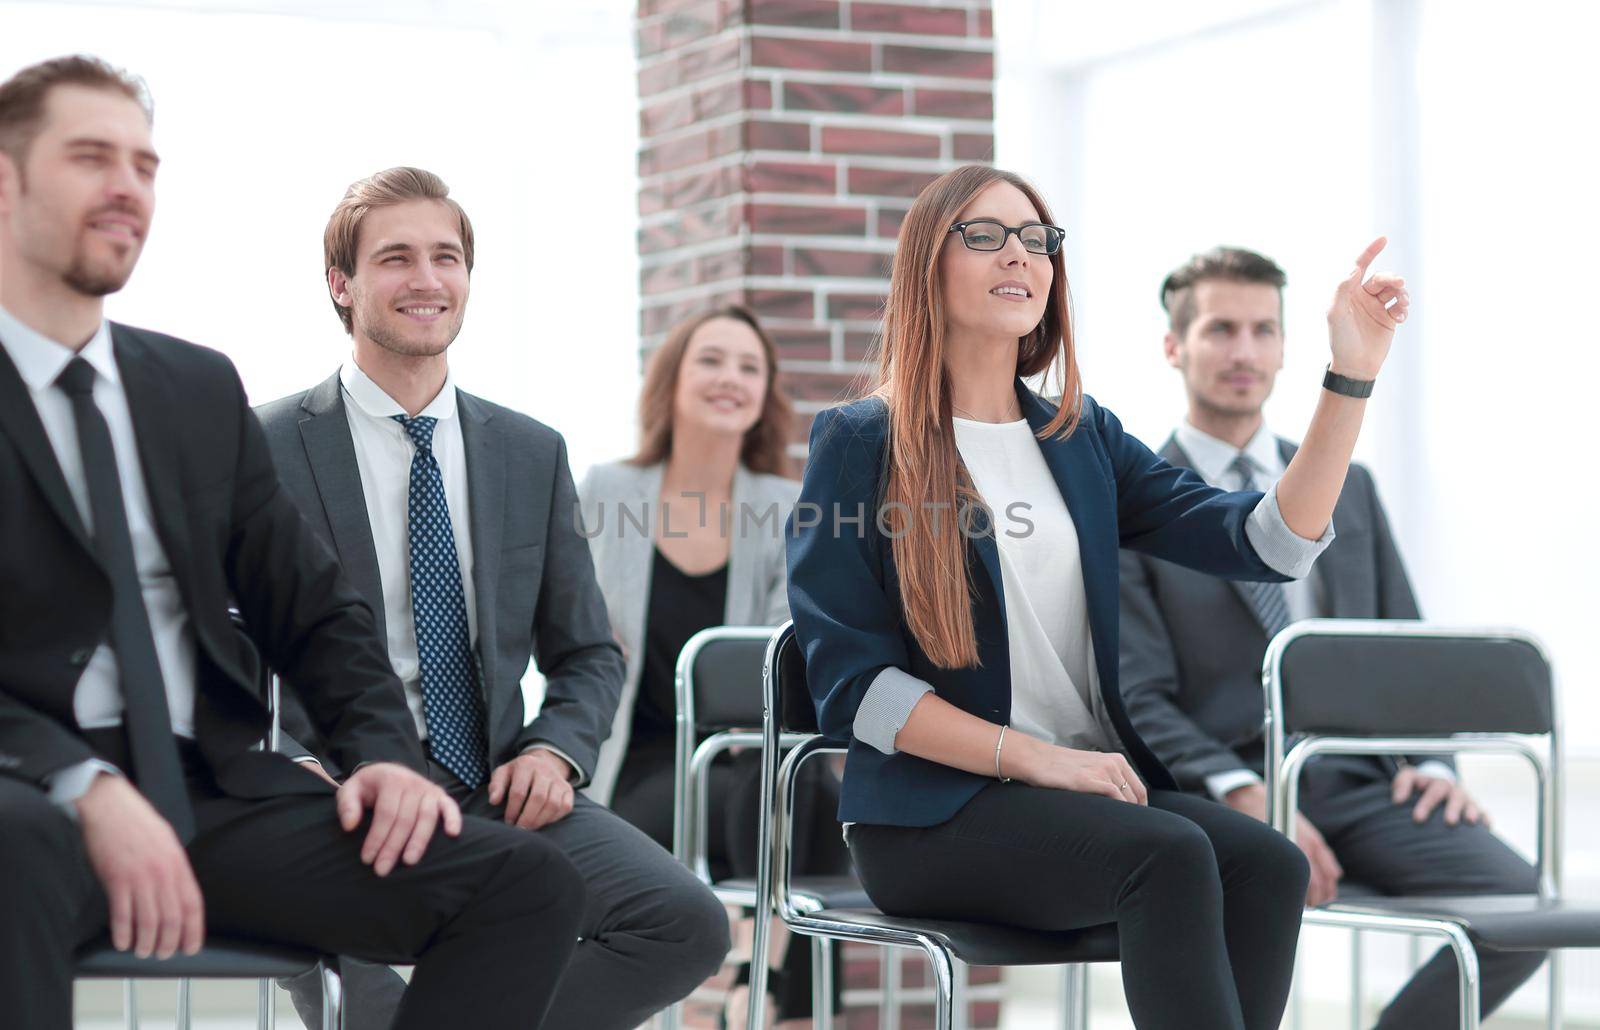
[
  {"xmin": 1326, "ymin": 236, "xmax": 1410, "ymax": 380},
  {"xmin": 76, "ymin": 773, "xmax": 205, "ymax": 959},
  {"xmin": 336, "ymin": 762, "xmax": 463, "ymax": 876}
]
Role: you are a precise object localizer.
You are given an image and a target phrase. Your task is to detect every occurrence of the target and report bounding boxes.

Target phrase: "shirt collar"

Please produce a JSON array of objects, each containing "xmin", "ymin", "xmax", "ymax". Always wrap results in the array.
[
  {"xmin": 339, "ymin": 357, "xmax": 457, "ymax": 423},
  {"xmin": 0, "ymin": 304, "xmax": 117, "ymax": 391},
  {"xmin": 1174, "ymin": 419, "xmax": 1284, "ymax": 486}
]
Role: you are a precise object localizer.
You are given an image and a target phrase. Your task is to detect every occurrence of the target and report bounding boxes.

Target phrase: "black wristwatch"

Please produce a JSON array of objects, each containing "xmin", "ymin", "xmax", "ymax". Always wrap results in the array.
[{"xmin": 1323, "ymin": 365, "xmax": 1375, "ymax": 398}]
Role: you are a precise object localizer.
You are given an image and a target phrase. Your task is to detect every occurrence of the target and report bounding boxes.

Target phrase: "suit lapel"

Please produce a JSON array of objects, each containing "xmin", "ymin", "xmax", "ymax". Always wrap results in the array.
[
  {"xmin": 113, "ymin": 328, "xmax": 200, "ymax": 595},
  {"xmin": 0, "ymin": 339, "xmax": 96, "ymax": 555},
  {"xmin": 297, "ymin": 374, "xmax": 388, "ymax": 641},
  {"xmin": 458, "ymin": 391, "xmax": 503, "ymax": 703}
]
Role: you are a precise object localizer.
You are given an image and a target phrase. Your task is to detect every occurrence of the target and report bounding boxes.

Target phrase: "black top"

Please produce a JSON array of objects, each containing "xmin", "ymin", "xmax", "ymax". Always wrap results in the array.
[{"xmin": 631, "ymin": 547, "xmax": 729, "ymax": 749}]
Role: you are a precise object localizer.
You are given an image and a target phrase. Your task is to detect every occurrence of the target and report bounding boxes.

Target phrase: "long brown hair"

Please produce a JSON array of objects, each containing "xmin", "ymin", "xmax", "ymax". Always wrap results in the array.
[
  {"xmin": 876, "ymin": 165, "xmax": 1082, "ymax": 669},
  {"xmin": 632, "ymin": 305, "xmax": 793, "ymax": 476}
]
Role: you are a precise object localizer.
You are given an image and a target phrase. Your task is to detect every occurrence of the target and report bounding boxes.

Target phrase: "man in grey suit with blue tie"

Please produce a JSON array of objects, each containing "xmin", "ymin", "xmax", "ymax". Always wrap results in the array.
[
  {"xmin": 256, "ymin": 166, "xmax": 727, "ymax": 1029},
  {"xmin": 1119, "ymin": 247, "xmax": 1544, "ymax": 1028}
]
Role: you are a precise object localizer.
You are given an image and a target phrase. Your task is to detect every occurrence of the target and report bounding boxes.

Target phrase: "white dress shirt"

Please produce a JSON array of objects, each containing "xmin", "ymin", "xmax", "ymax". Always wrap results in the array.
[
  {"xmin": 339, "ymin": 360, "xmax": 573, "ymax": 776},
  {"xmin": 339, "ymin": 360, "xmax": 476, "ymax": 742},
  {"xmin": 1174, "ymin": 420, "xmax": 1454, "ymax": 798},
  {"xmin": 952, "ymin": 416, "xmax": 1114, "ymax": 750},
  {"xmin": 0, "ymin": 304, "xmax": 201, "ymax": 806}
]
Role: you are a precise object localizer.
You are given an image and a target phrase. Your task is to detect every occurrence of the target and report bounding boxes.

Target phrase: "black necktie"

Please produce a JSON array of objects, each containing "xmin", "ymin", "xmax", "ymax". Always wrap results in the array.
[
  {"xmin": 56, "ymin": 357, "xmax": 194, "ymax": 841},
  {"xmin": 1228, "ymin": 454, "xmax": 1293, "ymax": 640}
]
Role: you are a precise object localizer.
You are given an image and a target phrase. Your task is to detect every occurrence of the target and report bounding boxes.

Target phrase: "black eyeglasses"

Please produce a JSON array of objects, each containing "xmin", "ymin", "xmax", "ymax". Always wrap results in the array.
[{"xmin": 948, "ymin": 220, "xmax": 1065, "ymax": 256}]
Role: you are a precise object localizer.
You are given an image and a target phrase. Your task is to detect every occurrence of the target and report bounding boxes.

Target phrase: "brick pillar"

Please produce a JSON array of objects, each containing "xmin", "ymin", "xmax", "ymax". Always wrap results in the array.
[{"xmin": 636, "ymin": 0, "xmax": 995, "ymax": 465}]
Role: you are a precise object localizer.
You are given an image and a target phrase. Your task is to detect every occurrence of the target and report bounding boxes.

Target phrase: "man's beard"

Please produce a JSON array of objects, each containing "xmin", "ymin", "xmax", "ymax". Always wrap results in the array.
[
  {"xmin": 359, "ymin": 305, "xmax": 465, "ymax": 357},
  {"xmin": 62, "ymin": 242, "xmax": 137, "ymax": 297}
]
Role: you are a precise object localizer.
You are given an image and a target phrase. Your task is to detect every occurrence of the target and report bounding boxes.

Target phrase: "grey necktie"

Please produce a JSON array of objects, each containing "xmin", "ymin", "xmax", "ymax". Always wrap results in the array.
[{"xmin": 1228, "ymin": 454, "xmax": 1292, "ymax": 640}]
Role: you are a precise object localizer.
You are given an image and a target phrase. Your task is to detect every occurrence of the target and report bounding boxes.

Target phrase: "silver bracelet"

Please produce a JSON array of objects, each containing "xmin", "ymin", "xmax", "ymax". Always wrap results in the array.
[{"xmin": 995, "ymin": 725, "xmax": 1012, "ymax": 783}]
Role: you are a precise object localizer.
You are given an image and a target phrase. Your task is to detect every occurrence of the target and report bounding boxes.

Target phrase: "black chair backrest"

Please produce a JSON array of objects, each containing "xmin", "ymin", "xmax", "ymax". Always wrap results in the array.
[
  {"xmin": 689, "ymin": 633, "xmax": 772, "ymax": 730},
  {"xmin": 773, "ymin": 627, "xmax": 820, "ymax": 735},
  {"xmin": 1277, "ymin": 628, "xmax": 1552, "ymax": 737}
]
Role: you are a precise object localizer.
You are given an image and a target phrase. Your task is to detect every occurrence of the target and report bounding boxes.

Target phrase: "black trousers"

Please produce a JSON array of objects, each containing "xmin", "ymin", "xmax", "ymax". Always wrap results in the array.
[
  {"xmin": 284, "ymin": 758, "xmax": 731, "ymax": 1030},
  {"xmin": 1296, "ymin": 756, "xmax": 1545, "ymax": 1030},
  {"xmin": 847, "ymin": 782, "xmax": 1310, "ymax": 1030},
  {"xmin": 0, "ymin": 738, "xmax": 586, "ymax": 1030},
  {"xmin": 612, "ymin": 739, "xmax": 850, "ymax": 1018}
]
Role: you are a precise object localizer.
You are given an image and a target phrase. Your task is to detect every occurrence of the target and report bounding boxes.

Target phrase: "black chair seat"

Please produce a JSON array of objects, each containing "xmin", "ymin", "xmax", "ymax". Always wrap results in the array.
[
  {"xmin": 75, "ymin": 936, "xmax": 323, "ymax": 979},
  {"xmin": 716, "ymin": 875, "xmax": 872, "ymax": 910},
  {"xmin": 803, "ymin": 907, "xmax": 1119, "ymax": 967},
  {"xmin": 1321, "ymin": 894, "xmax": 1600, "ymax": 951}
]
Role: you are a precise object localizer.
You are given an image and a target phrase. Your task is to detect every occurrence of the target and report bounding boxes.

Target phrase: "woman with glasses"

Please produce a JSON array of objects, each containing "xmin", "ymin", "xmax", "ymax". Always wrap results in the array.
[
  {"xmin": 787, "ymin": 165, "xmax": 1409, "ymax": 1030},
  {"xmin": 579, "ymin": 305, "xmax": 849, "ymax": 1029}
]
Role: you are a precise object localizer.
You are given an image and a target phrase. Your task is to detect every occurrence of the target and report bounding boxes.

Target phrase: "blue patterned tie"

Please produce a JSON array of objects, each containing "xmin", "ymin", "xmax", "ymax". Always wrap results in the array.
[
  {"xmin": 1229, "ymin": 454, "xmax": 1293, "ymax": 640},
  {"xmin": 393, "ymin": 414, "xmax": 489, "ymax": 788}
]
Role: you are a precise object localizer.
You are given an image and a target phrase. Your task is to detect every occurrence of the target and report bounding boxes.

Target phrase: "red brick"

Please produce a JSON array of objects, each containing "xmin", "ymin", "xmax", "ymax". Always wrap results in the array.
[
  {"xmin": 771, "ymin": 328, "xmax": 832, "ymax": 360},
  {"xmin": 746, "ymin": 288, "xmax": 816, "ymax": 320},
  {"xmin": 697, "ymin": 245, "xmax": 748, "ymax": 284},
  {"xmin": 642, "ymin": 165, "xmax": 741, "ymax": 216},
  {"xmin": 788, "ymin": 371, "xmax": 864, "ymax": 402},
  {"xmin": 638, "ymin": 0, "xmax": 714, "ymax": 16},
  {"xmin": 953, "ymin": 131, "xmax": 995, "ymax": 161},
  {"xmin": 976, "ymin": 8, "xmax": 993, "ymax": 38},
  {"xmin": 638, "ymin": 202, "xmax": 745, "ymax": 254},
  {"xmin": 747, "ymin": 119, "xmax": 812, "ymax": 151},
  {"xmin": 746, "ymin": 0, "xmax": 841, "ymax": 29},
  {"xmin": 783, "ymin": 80, "xmax": 905, "ymax": 116},
  {"xmin": 747, "ymin": 159, "xmax": 837, "ymax": 194},
  {"xmin": 912, "ymin": 87, "xmax": 993, "ymax": 120},
  {"xmin": 640, "ymin": 93, "xmax": 696, "ymax": 137},
  {"xmin": 821, "ymin": 126, "xmax": 941, "ymax": 159},
  {"xmin": 876, "ymin": 204, "xmax": 910, "ymax": 238},
  {"xmin": 827, "ymin": 291, "xmax": 887, "ymax": 321},
  {"xmin": 881, "ymin": 44, "xmax": 994, "ymax": 80},
  {"xmin": 638, "ymin": 122, "xmax": 741, "ymax": 176},
  {"xmin": 745, "ymin": 79, "xmax": 775, "ymax": 110},
  {"xmin": 638, "ymin": 34, "xmax": 742, "ymax": 95},
  {"xmin": 751, "ymin": 35, "xmax": 872, "ymax": 73},
  {"xmin": 640, "ymin": 259, "xmax": 693, "ymax": 296},
  {"xmin": 750, "ymin": 244, "xmax": 786, "ymax": 275},
  {"xmin": 636, "ymin": 1, "xmax": 721, "ymax": 57},
  {"xmin": 748, "ymin": 202, "xmax": 867, "ymax": 235},
  {"xmin": 851, "ymin": 2, "xmax": 968, "ymax": 36},
  {"xmin": 846, "ymin": 165, "xmax": 940, "ymax": 198},
  {"xmin": 844, "ymin": 329, "xmax": 880, "ymax": 360},
  {"xmin": 792, "ymin": 246, "xmax": 892, "ymax": 278},
  {"xmin": 641, "ymin": 288, "xmax": 745, "ymax": 335}
]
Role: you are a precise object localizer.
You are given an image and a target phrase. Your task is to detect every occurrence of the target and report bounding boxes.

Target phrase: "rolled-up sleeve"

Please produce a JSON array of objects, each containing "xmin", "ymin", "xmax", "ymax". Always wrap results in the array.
[
  {"xmin": 1245, "ymin": 483, "xmax": 1334, "ymax": 580},
  {"xmin": 853, "ymin": 667, "xmax": 934, "ymax": 754}
]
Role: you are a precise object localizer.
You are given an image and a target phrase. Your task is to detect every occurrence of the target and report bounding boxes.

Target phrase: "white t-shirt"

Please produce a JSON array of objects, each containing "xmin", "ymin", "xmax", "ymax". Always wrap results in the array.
[{"xmin": 952, "ymin": 416, "xmax": 1113, "ymax": 752}]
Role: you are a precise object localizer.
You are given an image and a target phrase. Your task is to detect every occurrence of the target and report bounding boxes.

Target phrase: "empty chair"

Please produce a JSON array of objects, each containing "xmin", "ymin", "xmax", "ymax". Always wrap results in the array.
[{"xmin": 1263, "ymin": 618, "xmax": 1600, "ymax": 1030}]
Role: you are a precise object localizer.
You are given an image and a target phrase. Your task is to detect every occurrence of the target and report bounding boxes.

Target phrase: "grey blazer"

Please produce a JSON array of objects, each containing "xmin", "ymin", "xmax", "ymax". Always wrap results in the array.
[
  {"xmin": 255, "ymin": 372, "xmax": 625, "ymax": 784},
  {"xmin": 576, "ymin": 459, "xmax": 798, "ymax": 803},
  {"xmin": 1119, "ymin": 435, "xmax": 1439, "ymax": 791}
]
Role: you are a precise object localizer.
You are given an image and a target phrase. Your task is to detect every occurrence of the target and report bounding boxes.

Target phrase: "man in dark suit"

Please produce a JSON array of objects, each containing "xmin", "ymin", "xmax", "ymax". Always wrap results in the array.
[
  {"xmin": 0, "ymin": 56, "xmax": 585, "ymax": 1030},
  {"xmin": 257, "ymin": 166, "xmax": 728, "ymax": 1030},
  {"xmin": 1119, "ymin": 246, "xmax": 1544, "ymax": 1028}
]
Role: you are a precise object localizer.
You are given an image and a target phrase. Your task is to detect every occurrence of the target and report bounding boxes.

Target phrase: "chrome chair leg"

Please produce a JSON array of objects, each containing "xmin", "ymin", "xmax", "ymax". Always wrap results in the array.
[
  {"xmin": 122, "ymin": 979, "xmax": 139, "ymax": 1030},
  {"xmin": 258, "ymin": 977, "xmax": 275, "ymax": 1030},
  {"xmin": 951, "ymin": 957, "xmax": 970, "ymax": 1030},
  {"xmin": 321, "ymin": 959, "xmax": 344, "ymax": 1030},
  {"xmin": 1350, "ymin": 930, "xmax": 1364, "ymax": 1030},
  {"xmin": 744, "ymin": 904, "xmax": 770, "ymax": 1030},
  {"xmin": 1061, "ymin": 963, "xmax": 1089, "ymax": 1030},
  {"xmin": 812, "ymin": 936, "xmax": 834, "ymax": 1030},
  {"xmin": 1547, "ymin": 951, "xmax": 1562, "ymax": 1030},
  {"xmin": 921, "ymin": 943, "xmax": 957, "ymax": 1030},
  {"xmin": 881, "ymin": 947, "xmax": 901, "ymax": 1030},
  {"xmin": 1437, "ymin": 923, "xmax": 1482, "ymax": 1030}
]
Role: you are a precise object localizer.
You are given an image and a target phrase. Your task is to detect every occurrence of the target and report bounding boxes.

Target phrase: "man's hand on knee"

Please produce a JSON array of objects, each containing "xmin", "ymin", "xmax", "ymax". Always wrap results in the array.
[
  {"xmin": 1224, "ymin": 782, "xmax": 1343, "ymax": 907},
  {"xmin": 1391, "ymin": 766, "xmax": 1487, "ymax": 827},
  {"xmin": 75, "ymin": 773, "xmax": 205, "ymax": 960},
  {"xmin": 487, "ymin": 750, "xmax": 575, "ymax": 830},
  {"xmin": 337, "ymin": 763, "xmax": 463, "ymax": 876}
]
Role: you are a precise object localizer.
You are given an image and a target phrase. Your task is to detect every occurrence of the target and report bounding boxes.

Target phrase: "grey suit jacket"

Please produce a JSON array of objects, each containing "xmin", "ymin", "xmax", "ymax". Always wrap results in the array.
[
  {"xmin": 1119, "ymin": 436, "xmax": 1435, "ymax": 791},
  {"xmin": 576, "ymin": 459, "xmax": 798, "ymax": 803},
  {"xmin": 255, "ymin": 372, "xmax": 625, "ymax": 785}
]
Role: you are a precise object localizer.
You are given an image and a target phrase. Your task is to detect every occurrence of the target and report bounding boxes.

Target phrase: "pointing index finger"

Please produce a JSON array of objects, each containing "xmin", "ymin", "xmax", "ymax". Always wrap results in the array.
[{"xmin": 1351, "ymin": 236, "xmax": 1387, "ymax": 280}]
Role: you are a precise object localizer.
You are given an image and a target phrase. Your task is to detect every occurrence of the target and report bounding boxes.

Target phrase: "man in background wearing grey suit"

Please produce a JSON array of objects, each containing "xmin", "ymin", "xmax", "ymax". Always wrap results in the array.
[
  {"xmin": 257, "ymin": 167, "xmax": 727, "ymax": 1030},
  {"xmin": 1119, "ymin": 246, "xmax": 1544, "ymax": 1029}
]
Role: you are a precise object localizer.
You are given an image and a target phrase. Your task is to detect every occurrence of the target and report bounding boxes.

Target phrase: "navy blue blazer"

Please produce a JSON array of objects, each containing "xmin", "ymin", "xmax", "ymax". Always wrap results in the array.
[{"xmin": 786, "ymin": 380, "xmax": 1291, "ymax": 827}]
